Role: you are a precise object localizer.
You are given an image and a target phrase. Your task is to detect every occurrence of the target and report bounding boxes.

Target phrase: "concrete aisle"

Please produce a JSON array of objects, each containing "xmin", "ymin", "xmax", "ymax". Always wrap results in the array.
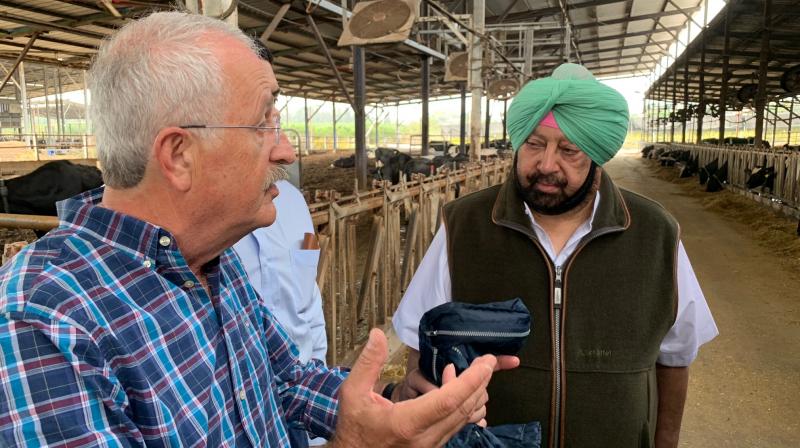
[{"xmin": 604, "ymin": 150, "xmax": 800, "ymax": 447}]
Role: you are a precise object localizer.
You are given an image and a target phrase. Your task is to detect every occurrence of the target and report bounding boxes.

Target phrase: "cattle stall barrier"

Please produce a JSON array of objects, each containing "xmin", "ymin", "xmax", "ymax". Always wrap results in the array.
[
  {"xmin": 0, "ymin": 159, "xmax": 512, "ymax": 365},
  {"xmin": 665, "ymin": 143, "xmax": 800, "ymax": 218},
  {"xmin": 309, "ymin": 159, "xmax": 512, "ymax": 364}
]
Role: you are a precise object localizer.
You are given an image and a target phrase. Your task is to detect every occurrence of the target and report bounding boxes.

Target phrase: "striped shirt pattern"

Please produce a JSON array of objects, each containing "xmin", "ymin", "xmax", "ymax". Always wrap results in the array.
[{"xmin": 0, "ymin": 188, "xmax": 346, "ymax": 447}]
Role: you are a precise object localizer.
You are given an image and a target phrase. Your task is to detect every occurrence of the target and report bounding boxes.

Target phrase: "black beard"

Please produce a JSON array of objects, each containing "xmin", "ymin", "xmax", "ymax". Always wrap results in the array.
[{"xmin": 514, "ymin": 157, "xmax": 597, "ymax": 216}]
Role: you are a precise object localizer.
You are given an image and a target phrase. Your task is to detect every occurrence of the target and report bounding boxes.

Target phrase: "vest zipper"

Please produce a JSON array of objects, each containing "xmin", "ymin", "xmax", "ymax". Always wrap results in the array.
[{"xmin": 553, "ymin": 264, "xmax": 563, "ymax": 448}]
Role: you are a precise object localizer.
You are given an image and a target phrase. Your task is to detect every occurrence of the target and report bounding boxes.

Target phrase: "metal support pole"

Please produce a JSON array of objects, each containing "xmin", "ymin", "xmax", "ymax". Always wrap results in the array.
[
  {"xmin": 754, "ymin": 0, "xmax": 771, "ymax": 148},
  {"xmin": 671, "ymin": 64, "xmax": 677, "ymax": 143},
  {"xmin": 43, "ymin": 68, "xmax": 52, "ymax": 143},
  {"xmin": 421, "ymin": 55, "xmax": 430, "ymax": 155},
  {"xmin": 304, "ymin": 95, "xmax": 310, "ymax": 154},
  {"xmin": 682, "ymin": 57, "xmax": 689, "ymax": 143},
  {"xmin": 460, "ymin": 82, "xmax": 467, "ymax": 154},
  {"xmin": 696, "ymin": 0, "xmax": 708, "ymax": 143},
  {"xmin": 719, "ymin": 4, "xmax": 730, "ymax": 144},
  {"xmin": 484, "ymin": 95, "xmax": 491, "ymax": 147},
  {"xmin": 395, "ymin": 101, "xmax": 400, "ymax": 149},
  {"xmin": 375, "ymin": 106, "xmax": 380, "ymax": 148},
  {"xmin": 56, "ymin": 68, "xmax": 65, "ymax": 137},
  {"xmin": 353, "ymin": 46, "xmax": 367, "ymax": 188},
  {"xmin": 82, "ymin": 70, "xmax": 90, "ymax": 135},
  {"xmin": 18, "ymin": 61, "xmax": 28, "ymax": 144},
  {"xmin": 771, "ymin": 101, "xmax": 778, "ymax": 146},
  {"xmin": 332, "ymin": 100, "xmax": 338, "ymax": 152},
  {"xmin": 469, "ymin": 0, "xmax": 485, "ymax": 160},
  {"xmin": 788, "ymin": 97, "xmax": 795, "ymax": 145},
  {"xmin": 502, "ymin": 99, "xmax": 508, "ymax": 143}
]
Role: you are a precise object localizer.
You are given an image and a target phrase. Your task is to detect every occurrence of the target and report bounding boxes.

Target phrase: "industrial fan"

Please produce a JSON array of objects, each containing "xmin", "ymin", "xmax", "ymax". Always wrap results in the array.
[
  {"xmin": 338, "ymin": 0, "xmax": 419, "ymax": 46},
  {"xmin": 487, "ymin": 78, "xmax": 520, "ymax": 100},
  {"xmin": 444, "ymin": 51, "xmax": 469, "ymax": 82},
  {"xmin": 780, "ymin": 64, "xmax": 800, "ymax": 93},
  {"xmin": 736, "ymin": 84, "xmax": 758, "ymax": 104}
]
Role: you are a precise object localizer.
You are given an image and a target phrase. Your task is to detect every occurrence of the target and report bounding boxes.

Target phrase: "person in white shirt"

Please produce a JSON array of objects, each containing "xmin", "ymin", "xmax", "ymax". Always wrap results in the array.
[
  {"xmin": 234, "ymin": 179, "xmax": 326, "ymax": 447},
  {"xmin": 392, "ymin": 63, "xmax": 718, "ymax": 448}
]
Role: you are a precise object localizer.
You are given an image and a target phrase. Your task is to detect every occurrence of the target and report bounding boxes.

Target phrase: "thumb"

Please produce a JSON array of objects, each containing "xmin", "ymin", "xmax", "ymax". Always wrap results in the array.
[{"xmin": 347, "ymin": 328, "xmax": 388, "ymax": 394}]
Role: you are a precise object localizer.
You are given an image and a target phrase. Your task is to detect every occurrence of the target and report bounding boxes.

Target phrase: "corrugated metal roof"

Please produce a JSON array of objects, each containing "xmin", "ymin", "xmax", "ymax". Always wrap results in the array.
[
  {"xmin": 0, "ymin": 0, "xmax": 707, "ymax": 103},
  {"xmin": 647, "ymin": 0, "xmax": 800, "ymax": 107}
]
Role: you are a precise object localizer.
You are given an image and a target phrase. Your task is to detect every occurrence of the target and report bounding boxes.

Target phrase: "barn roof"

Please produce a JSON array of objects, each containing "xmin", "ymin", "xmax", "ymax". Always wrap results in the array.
[{"xmin": 0, "ymin": 0, "xmax": 707, "ymax": 104}]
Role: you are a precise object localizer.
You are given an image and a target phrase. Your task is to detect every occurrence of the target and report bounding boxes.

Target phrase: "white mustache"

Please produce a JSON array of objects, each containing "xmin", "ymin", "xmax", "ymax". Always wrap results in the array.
[{"xmin": 264, "ymin": 166, "xmax": 289, "ymax": 189}]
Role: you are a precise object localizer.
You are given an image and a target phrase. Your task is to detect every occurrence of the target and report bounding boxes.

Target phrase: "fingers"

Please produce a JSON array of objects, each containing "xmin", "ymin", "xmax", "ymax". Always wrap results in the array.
[
  {"xmin": 345, "ymin": 328, "xmax": 388, "ymax": 395},
  {"xmin": 403, "ymin": 368, "xmax": 438, "ymax": 397},
  {"xmin": 396, "ymin": 356, "xmax": 494, "ymax": 438},
  {"xmin": 495, "ymin": 355, "xmax": 521, "ymax": 372},
  {"xmin": 441, "ymin": 363, "xmax": 456, "ymax": 385}
]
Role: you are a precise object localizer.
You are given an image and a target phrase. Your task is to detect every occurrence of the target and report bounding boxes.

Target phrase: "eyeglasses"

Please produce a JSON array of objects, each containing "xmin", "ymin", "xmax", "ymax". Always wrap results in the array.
[{"xmin": 179, "ymin": 116, "xmax": 282, "ymax": 145}]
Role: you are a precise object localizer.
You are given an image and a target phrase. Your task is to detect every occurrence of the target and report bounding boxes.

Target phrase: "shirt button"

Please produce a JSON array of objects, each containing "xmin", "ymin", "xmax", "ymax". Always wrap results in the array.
[
  {"xmin": 183, "ymin": 280, "xmax": 195, "ymax": 288},
  {"xmin": 239, "ymin": 389, "xmax": 246, "ymax": 401},
  {"xmin": 143, "ymin": 259, "xmax": 152, "ymax": 268},
  {"xmin": 159, "ymin": 236, "xmax": 171, "ymax": 247}
]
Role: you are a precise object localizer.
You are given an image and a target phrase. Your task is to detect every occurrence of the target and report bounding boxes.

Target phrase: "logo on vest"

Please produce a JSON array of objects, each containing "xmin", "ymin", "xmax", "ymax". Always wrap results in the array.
[{"xmin": 579, "ymin": 348, "xmax": 613, "ymax": 360}]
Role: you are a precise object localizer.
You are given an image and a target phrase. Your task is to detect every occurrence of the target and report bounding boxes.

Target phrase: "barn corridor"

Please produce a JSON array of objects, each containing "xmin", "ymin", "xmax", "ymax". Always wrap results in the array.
[{"xmin": 605, "ymin": 150, "xmax": 800, "ymax": 447}]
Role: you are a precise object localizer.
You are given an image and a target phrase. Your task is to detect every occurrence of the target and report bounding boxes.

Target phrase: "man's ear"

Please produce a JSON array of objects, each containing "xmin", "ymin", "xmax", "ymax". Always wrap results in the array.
[{"xmin": 152, "ymin": 127, "xmax": 195, "ymax": 192}]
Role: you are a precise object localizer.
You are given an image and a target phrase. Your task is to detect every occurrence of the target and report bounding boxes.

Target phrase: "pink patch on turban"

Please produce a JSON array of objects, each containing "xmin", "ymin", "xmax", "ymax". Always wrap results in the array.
[{"xmin": 539, "ymin": 111, "xmax": 559, "ymax": 129}]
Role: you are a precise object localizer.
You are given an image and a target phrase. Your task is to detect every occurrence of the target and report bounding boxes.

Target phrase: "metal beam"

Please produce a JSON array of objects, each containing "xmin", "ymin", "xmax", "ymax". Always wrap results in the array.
[
  {"xmin": 260, "ymin": 2, "xmax": 291, "ymax": 44},
  {"xmin": 306, "ymin": 14, "xmax": 354, "ymax": 109},
  {"xmin": 0, "ymin": 32, "xmax": 38, "ymax": 95},
  {"xmin": 487, "ymin": 0, "xmax": 622, "ymax": 24}
]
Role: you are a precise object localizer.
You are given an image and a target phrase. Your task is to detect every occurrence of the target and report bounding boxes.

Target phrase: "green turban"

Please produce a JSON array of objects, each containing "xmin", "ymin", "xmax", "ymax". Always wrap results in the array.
[{"xmin": 506, "ymin": 63, "xmax": 629, "ymax": 165}]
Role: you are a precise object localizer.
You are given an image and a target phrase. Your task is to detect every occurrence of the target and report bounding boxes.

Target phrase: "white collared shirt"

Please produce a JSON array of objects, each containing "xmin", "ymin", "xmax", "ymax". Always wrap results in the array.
[{"xmin": 393, "ymin": 191, "xmax": 718, "ymax": 366}]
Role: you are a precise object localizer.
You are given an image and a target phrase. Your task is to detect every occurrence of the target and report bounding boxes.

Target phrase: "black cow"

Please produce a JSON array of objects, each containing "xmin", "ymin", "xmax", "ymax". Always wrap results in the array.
[
  {"xmin": 2, "ymin": 161, "xmax": 103, "ymax": 235},
  {"xmin": 706, "ymin": 161, "xmax": 728, "ymax": 193},
  {"xmin": 699, "ymin": 159, "xmax": 717, "ymax": 185},
  {"xmin": 375, "ymin": 152, "xmax": 412, "ymax": 184},
  {"xmin": 331, "ymin": 154, "xmax": 355, "ymax": 168},
  {"xmin": 745, "ymin": 166, "xmax": 775, "ymax": 192},
  {"xmin": 403, "ymin": 158, "xmax": 436, "ymax": 179},
  {"xmin": 678, "ymin": 154, "xmax": 699, "ymax": 178}
]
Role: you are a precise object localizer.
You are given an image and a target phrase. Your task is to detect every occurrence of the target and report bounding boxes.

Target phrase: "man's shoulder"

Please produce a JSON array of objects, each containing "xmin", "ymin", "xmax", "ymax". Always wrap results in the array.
[
  {"xmin": 619, "ymin": 187, "xmax": 679, "ymax": 230},
  {"xmin": 0, "ymin": 227, "xmax": 111, "ymax": 320}
]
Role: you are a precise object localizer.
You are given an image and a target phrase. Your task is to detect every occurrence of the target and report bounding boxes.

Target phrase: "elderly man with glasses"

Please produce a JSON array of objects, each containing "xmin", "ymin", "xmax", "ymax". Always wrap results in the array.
[{"xmin": 0, "ymin": 11, "xmax": 518, "ymax": 447}]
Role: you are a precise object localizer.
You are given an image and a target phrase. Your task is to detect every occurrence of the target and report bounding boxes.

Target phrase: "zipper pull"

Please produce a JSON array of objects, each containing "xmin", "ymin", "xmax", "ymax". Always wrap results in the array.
[{"xmin": 554, "ymin": 265, "xmax": 563, "ymax": 309}]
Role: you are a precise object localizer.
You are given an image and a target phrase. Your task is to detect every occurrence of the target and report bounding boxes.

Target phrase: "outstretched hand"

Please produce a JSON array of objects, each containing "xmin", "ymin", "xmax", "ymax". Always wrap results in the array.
[{"xmin": 330, "ymin": 329, "xmax": 501, "ymax": 447}]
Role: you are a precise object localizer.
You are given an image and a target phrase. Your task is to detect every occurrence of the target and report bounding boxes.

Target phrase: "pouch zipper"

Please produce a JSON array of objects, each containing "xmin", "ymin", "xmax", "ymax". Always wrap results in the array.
[
  {"xmin": 426, "ymin": 329, "xmax": 530, "ymax": 384},
  {"xmin": 424, "ymin": 329, "xmax": 531, "ymax": 338}
]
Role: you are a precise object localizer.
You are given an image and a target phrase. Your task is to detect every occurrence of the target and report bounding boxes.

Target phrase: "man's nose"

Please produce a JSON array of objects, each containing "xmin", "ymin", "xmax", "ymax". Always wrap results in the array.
[
  {"xmin": 537, "ymin": 145, "xmax": 559, "ymax": 174},
  {"xmin": 270, "ymin": 132, "xmax": 297, "ymax": 165}
]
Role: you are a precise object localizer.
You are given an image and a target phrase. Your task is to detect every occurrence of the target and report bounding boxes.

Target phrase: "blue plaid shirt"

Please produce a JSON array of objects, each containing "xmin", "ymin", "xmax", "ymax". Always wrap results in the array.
[{"xmin": 0, "ymin": 188, "xmax": 346, "ymax": 447}]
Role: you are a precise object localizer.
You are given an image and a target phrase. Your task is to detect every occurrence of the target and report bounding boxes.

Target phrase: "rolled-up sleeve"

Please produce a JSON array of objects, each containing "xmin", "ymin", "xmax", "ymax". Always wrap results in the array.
[
  {"xmin": 658, "ymin": 241, "xmax": 719, "ymax": 366},
  {"xmin": 392, "ymin": 227, "xmax": 452, "ymax": 350}
]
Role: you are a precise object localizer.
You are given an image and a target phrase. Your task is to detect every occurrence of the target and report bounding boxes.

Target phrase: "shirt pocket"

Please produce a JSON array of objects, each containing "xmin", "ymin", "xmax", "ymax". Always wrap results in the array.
[{"xmin": 290, "ymin": 249, "xmax": 321, "ymax": 308}]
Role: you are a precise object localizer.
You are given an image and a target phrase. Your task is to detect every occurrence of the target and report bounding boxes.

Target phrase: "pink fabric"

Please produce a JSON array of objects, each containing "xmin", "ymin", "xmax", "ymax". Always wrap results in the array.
[{"xmin": 539, "ymin": 111, "xmax": 559, "ymax": 129}]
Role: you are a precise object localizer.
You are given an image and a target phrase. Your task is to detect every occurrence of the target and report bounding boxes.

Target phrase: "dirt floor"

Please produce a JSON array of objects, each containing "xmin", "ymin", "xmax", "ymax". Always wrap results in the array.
[
  {"xmin": 606, "ymin": 149, "xmax": 800, "ymax": 447},
  {"xmin": 300, "ymin": 151, "xmax": 375, "ymax": 194}
]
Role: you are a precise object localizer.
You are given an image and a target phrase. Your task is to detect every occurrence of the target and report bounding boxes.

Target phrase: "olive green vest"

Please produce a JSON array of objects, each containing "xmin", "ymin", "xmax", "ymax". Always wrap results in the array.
[{"xmin": 443, "ymin": 169, "xmax": 679, "ymax": 448}]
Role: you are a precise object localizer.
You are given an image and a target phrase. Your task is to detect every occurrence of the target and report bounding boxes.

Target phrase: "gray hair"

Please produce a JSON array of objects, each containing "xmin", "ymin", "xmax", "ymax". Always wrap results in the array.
[{"xmin": 89, "ymin": 11, "xmax": 256, "ymax": 188}]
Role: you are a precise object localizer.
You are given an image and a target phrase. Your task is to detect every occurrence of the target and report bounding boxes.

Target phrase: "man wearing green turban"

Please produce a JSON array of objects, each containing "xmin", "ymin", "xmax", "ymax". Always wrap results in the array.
[{"xmin": 393, "ymin": 63, "xmax": 717, "ymax": 448}]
